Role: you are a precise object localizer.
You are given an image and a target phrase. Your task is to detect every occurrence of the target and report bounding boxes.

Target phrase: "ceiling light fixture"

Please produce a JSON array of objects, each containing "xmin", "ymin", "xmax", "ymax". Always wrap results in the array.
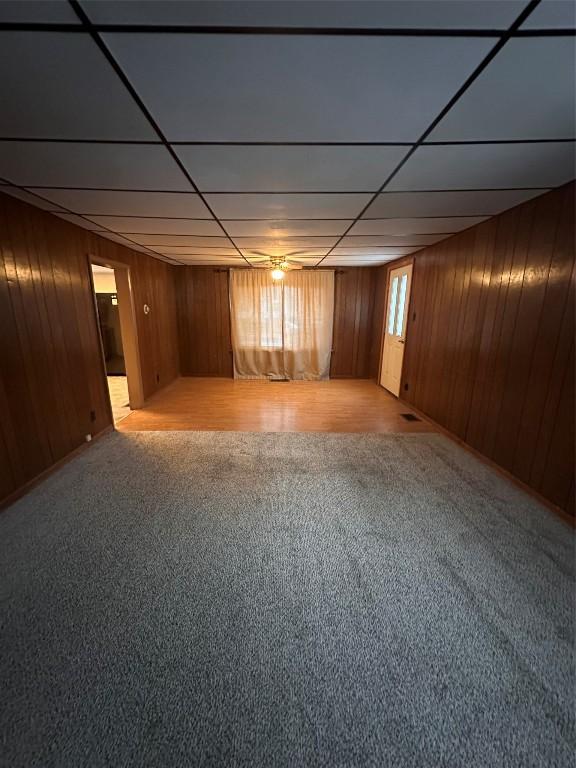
[{"xmin": 270, "ymin": 257, "xmax": 288, "ymax": 280}]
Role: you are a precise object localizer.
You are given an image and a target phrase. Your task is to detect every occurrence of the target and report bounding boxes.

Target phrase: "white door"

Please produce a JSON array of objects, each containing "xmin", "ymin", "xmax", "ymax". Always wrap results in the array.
[{"xmin": 380, "ymin": 264, "xmax": 413, "ymax": 396}]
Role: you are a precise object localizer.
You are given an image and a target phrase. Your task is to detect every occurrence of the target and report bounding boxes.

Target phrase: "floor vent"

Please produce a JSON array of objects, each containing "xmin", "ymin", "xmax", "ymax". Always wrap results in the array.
[
  {"xmin": 400, "ymin": 413, "xmax": 421, "ymax": 422},
  {"xmin": 269, "ymin": 378, "xmax": 290, "ymax": 382}
]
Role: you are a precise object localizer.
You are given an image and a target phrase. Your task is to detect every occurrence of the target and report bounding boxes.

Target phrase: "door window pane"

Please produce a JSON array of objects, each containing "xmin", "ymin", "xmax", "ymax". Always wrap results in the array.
[
  {"xmin": 388, "ymin": 276, "xmax": 398, "ymax": 335},
  {"xmin": 395, "ymin": 274, "xmax": 408, "ymax": 336}
]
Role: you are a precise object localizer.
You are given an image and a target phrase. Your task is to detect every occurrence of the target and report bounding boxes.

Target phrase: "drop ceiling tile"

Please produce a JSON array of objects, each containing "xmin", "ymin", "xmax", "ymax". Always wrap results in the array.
[
  {"xmin": 169, "ymin": 254, "xmax": 241, "ymax": 260},
  {"xmin": 29, "ymin": 188, "xmax": 213, "ymax": 217},
  {"xmin": 176, "ymin": 146, "xmax": 408, "ymax": 192},
  {"xmin": 223, "ymin": 220, "xmax": 353, "ymax": 237},
  {"xmin": 94, "ymin": 231, "xmax": 154, "ymax": 250},
  {"xmin": 521, "ymin": 0, "xmax": 576, "ymax": 28},
  {"xmin": 0, "ymin": 187, "xmax": 67, "ymax": 211},
  {"xmin": 351, "ymin": 217, "xmax": 488, "ymax": 235},
  {"xmin": 84, "ymin": 0, "xmax": 525, "ymax": 28},
  {"xmin": 362, "ymin": 189, "xmax": 549, "ymax": 219},
  {"xmin": 0, "ymin": 1, "xmax": 81, "ymax": 22},
  {"xmin": 0, "ymin": 142, "xmax": 190, "ymax": 190},
  {"xmin": 341, "ymin": 234, "xmax": 445, "ymax": 247},
  {"xmin": 175, "ymin": 257, "xmax": 245, "ymax": 265},
  {"xmin": 205, "ymin": 194, "xmax": 370, "ymax": 220},
  {"xmin": 153, "ymin": 246, "xmax": 238, "ymax": 257},
  {"xmin": 322, "ymin": 257, "xmax": 395, "ymax": 266},
  {"xmin": 128, "ymin": 234, "xmax": 230, "ymax": 247},
  {"xmin": 429, "ymin": 39, "xmax": 576, "ymax": 140},
  {"xmin": 388, "ymin": 144, "xmax": 573, "ymax": 191},
  {"xmin": 243, "ymin": 256, "xmax": 319, "ymax": 267},
  {"xmin": 93, "ymin": 230, "xmax": 142, "ymax": 245},
  {"xmin": 282, "ymin": 256, "xmax": 325, "ymax": 265},
  {"xmin": 85, "ymin": 215, "xmax": 223, "ymax": 235},
  {"xmin": 240, "ymin": 247, "xmax": 329, "ymax": 259},
  {"xmin": 324, "ymin": 254, "xmax": 397, "ymax": 260},
  {"xmin": 233, "ymin": 236, "xmax": 338, "ymax": 249},
  {"xmin": 0, "ymin": 33, "xmax": 155, "ymax": 139},
  {"xmin": 105, "ymin": 34, "xmax": 491, "ymax": 141},
  {"xmin": 53, "ymin": 213, "xmax": 106, "ymax": 230},
  {"xmin": 331, "ymin": 246, "xmax": 419, "ymax": 256}
]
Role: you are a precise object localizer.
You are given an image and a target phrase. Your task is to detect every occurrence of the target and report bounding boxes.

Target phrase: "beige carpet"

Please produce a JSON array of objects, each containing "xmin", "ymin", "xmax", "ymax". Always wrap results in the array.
[{"xmin": 0, "ymin": 431, "xmax": 573, "ymax": 767}]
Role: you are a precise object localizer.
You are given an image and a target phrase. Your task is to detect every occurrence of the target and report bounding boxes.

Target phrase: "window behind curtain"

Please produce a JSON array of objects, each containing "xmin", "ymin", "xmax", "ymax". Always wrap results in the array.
[{"xmin": 230, "ymin": 269, "xmax": 334, "ymax": 380}]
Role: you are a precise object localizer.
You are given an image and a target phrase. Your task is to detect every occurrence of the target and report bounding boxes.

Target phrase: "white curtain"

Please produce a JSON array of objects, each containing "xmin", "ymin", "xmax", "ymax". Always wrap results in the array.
[{"xmin": 230, "ymin": 269, "xmax": 334, "ymax": 380}]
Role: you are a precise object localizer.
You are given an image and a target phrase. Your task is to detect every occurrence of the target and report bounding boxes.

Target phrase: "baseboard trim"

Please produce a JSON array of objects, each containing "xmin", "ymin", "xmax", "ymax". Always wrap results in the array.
[
  {"xmin": 0, "ymin": 425, "xmax": 114, "ymax": 513},
  {"xmin": 399, "ymin": 398, "xmax": 574, "ymax": 528}
]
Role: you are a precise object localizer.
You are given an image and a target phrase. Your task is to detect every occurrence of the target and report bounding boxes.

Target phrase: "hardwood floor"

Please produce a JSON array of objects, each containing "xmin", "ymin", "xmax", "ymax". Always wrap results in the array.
[{"xmin": 117, "ymin": 378, "xmax": 436, "ymax": 433}]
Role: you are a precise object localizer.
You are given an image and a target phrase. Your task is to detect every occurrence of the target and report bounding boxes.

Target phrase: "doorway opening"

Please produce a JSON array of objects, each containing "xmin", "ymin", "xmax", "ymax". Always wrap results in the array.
[
  {"xmin": 380, "ymin": 262, "xmax": 413, "ymax": 397},
  {"xmin": 90, "ymin": 260, "xmax": 144, "ymax": 425}
]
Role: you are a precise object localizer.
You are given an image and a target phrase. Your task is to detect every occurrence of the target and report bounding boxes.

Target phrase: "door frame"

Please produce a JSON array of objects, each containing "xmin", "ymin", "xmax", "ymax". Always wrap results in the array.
[
  {"xmin": 88, "ymin": 255, "xmax": 145, "ymax": 413},
  {"xmin": 377, "ymin": 257, "xmax": 415, "ymax": 396}
]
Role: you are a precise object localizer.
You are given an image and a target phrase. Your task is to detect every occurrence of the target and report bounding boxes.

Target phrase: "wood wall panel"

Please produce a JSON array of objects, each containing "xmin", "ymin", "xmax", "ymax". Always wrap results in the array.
[
  {"xmin": 330, "ymin": 267, "xmax": 377, "ymax": 378},
  {"xmin": 176, "ymin": 267, "xmax": 233, "ymax": 377},
  {"xmin": 176, "ymin": 266, "xmax": 380, "ymax": 379},
  {"xmin": 393, "ymin": 183, "xmax": 575, "ymax": 515},
  {"xmin": 0, "ymin": 191, "xmax": 180, "ymax": 506}
]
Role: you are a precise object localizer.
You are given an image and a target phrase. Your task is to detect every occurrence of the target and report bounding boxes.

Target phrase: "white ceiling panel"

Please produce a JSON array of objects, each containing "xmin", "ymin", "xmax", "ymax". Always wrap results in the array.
[
  {"xmin": 351, "ymin": 217, "xmax": 489, "ymax": 235},
  {"xmin": 94, "ymin": 231, "xmax": 156, "ymax": 251},
  {"xmin": 205, "ymin": 194, "xmax": 370, "ymax": 220},
  {"xmin": 323, "ymin": 255, "xmax": 398, "ymax": 261},
  {"xmin": 29, "ymin": 188, "xmax": 213, "ymax": 218},
  {"xmin": 152, "ymin": 246, "xmax": 239, "ymax": 256},
  {"xmin": 0, "ymin": 33, "xmax": 155, "ymax": 139},
  {"xmin": 234, "ymin": 236, "xmax": 338, "ymax": 249},
  {"xmin": 521, "ymin": 0, "xmax": 576, "ymax": 28},
  {"xmin": 0, "ymin": 1, "xmax": 81, "ymax": 23},
  {"xmin": 83, "ymin": 0, "xmax": 526, "ymax": 28},
  {"xmin": 128, "ymin": 235, "xmax": 230, "ymax": 247},
  {"xmin": 240, "ymin": 247, "xmax": 329, "ymax": 259},
  {"xmin": 362, "ymin": 189, "xmax": 549, "ymax": 219},
  {"xmin": 104, "ymin": 34, "xmax": 492, "ymax": 141},
  {"xmin": 53, "ymin": 213, "xmax": 106, "ymax": 231},
  {"xmin": 429, "ymin": 38, "xmax": 576, "ymax": 140},
  {"xmin": 281, "ymin": 256, "xmax": 325, "ymax": 265},
  {"xmin": 84, "ymin": 215, "xmax": 223, "ymax": 235},
  {"xmin": 341, "ymin": 234, "xmax": 445, "ymax": 247},
  {"xmin": 175, "ymin": 145, "xmax": 409, "ymax": 192},
  {"xmin": 331, "ymin": 246, "xmax": 419, "ymax": 256},
  {"xmin": 92, "ymin": 231, "xmax": 139, "ymax": 247},
  {"xmin": 321, "ymin": 257, "xmax": 396, "ymax": 265},
  {"xmin": 175, "ymin": 257, "xmax": 246, "ymax": 264},
  {"xmin": 387, "ymin": 143, "xmax": 573, "ymax": 191},
  {"xmin": 0, "ymin": 187, "xmax": 67, "ymax": 211},
  {"xmin": 244, "ymin": 257, "xmax": 318, "ymax": 268},
  {"xmin": 223, "ymin": 220, "xmax": 353, "ymax": 237},
  {"xmin": 0, "ymin": 142, "xmax": 191, "ymax": 190}
]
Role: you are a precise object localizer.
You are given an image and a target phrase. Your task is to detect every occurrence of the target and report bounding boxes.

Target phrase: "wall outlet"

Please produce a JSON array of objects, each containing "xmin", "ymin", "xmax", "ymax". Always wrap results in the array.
[{"xmin": 85, "ymin": 434, "xmax": 92, "ymax": 442}]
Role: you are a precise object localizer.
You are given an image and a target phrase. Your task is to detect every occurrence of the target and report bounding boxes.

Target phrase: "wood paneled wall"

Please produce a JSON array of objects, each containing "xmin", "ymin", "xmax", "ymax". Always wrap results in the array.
[
  {"xmin": 393, "ymin": 183, "xmax": 575, "ymax": 515},
  {"xmin": 176, "ymin": 266, "xmax": 380, "ymax": 378},
  {"xmin": 330, "ymin": 267, "xmax": 377, "ymax": 378},
  {"xmin": 0, "ymin": 191, "xmax": 179, "ymax": 505},
  {"xmin": 176, "ymin": 267, "xmax": 233, "ymax": 377}
]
